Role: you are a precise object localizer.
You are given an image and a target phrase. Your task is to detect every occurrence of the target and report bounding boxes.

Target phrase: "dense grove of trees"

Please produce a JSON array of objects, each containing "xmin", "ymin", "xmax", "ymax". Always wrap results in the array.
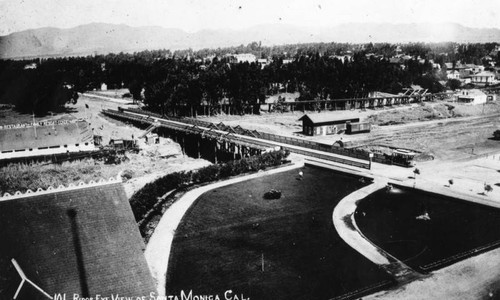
[{"xmin": 0, "ymin": 42, "xmax": 498, "ymax": 116}]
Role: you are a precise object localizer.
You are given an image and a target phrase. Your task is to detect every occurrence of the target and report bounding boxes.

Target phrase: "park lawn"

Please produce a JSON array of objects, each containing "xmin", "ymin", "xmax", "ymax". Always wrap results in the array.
[
  {"xmin": 167, "ymin": 166, "xmax": 393, "ymax": 300},
  {"xmin": 356, "ymin": 187, "xmax": 500, "ymax": 272}
]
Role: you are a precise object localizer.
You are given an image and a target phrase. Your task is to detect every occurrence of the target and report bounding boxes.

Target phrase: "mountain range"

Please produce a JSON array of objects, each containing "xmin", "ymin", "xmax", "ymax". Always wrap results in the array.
[{"xmin": 1, "ymin": 22, "xmax": 499, "ymax": 59}]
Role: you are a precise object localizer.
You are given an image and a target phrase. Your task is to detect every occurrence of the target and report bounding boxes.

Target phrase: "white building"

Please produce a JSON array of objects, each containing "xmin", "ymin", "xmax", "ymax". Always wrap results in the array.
[
  {"xmin": 471, "ymin": 72, "xmax": 495, "ymax": 85},
  {"xmin": 234, "ymin": 53, "xmax": 257, "ymax": 63},
  {"xmin": 0, "ymin": 120, "xmax": 96, "ymax": 160},
  {"xmin": 457, "ymin": 89, "xmax": 487, "ymax": 105},
  {"xmin": 447, "ymin": 70, "xmax": 460, "ymax": 80}
]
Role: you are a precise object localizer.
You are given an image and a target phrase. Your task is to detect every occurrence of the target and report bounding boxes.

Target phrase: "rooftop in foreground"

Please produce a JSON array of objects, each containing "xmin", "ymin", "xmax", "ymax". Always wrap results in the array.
[{"xmin": 0, "ymin": 178, "xmax": 155, "ymax": 299}]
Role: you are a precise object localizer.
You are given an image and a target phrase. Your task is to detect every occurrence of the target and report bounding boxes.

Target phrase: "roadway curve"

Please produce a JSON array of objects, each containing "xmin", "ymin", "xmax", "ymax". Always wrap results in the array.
[{"xmin": 332, "ymin": 181, "xmax": 422, "ymax": 282}]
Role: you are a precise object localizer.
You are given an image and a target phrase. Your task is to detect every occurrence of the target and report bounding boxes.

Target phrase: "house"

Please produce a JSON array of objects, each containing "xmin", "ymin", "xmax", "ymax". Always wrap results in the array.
[
  {"xmin": 299, "ymin": 114, "xmax": 360, "ymax": 136},
  {"xmin": 257, "ymin": 58, "xmax": 269, "ymax": 69},
  {"xmin": 101, "ymin": 83, "xmax": 108, "ymax": 91},
  {"xmin": 23, "ymin": 63, "xmax": 37, "ymax": 70},
  {"xmin": 331, "ymin": 55, "xmax": 352, "ymax": 63},
  {"xmin": 233, "ymin": 53, "xmax": 257, "ymax": 63},
  {"xmin": 470, "ymin": 65, "xmax": 485, "ymax": 74},
  {"xmin": 457, "ymin": 89, "xmax": 487, "ymax": 105},
  {"xmin": 224, "ymin": 53, "xmax": 257, "ymax": 64},
  {"xmin": 0, "ymin": 120, "xmax": 96, "ymax": 161},
  {"xmin": 471, "ymin": 71, "xmax": 496, "ymax": 85},
  {"xmin": 446, "ymin": 70, "xmax": 460, "ymax": 80},
  {"xmin": 0, "ymin": 178, "xmax": 155, "ymax": 299}
]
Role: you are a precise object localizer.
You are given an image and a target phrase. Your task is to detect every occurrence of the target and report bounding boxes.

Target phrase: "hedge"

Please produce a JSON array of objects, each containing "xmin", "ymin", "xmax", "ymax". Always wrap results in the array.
[{"xmin": 129, "ymin": 150, "xmax": 290, "ymax": 222}]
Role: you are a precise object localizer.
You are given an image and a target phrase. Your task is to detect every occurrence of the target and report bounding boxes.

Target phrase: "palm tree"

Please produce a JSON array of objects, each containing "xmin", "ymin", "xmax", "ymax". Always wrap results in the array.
[
  {"xmin": 413, "ymin": 168, "xmax": 420, "ymax": 187},
  {"xmin": 484, "ymin": 183, "xmax": 493, "ymax": 195}
]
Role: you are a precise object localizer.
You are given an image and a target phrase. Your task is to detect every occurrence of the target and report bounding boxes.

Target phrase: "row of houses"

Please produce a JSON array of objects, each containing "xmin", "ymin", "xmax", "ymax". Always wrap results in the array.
[{"xmin": 446, "ymin": 62, "xmax": 498, "ymax": 85}]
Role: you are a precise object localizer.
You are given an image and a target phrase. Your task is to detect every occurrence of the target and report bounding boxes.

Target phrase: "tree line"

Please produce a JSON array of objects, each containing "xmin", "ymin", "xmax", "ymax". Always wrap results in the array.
[{"xmin": 0, "ymin": 42, "xmax": 498, "ymax": 116}]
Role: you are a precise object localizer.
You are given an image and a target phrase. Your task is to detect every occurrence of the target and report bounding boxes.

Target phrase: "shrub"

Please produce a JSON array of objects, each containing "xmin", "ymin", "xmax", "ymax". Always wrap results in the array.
[
  {"xmin": 121, "ymin": 169, "xmax": 134, "ymax": 181},
  {"xmin": 219, "ymin": 162, "xmax": 234, "ymax": 178},
  {"xmin": 494, "ymin": 130, "xmax": 500, "ymax": 140},
  {"xmin": 264, "ymin": 189, "xmax": 282, "ymax": 200},
  {"xmin": 129, "ymin": 150, "xmax": 290, "ymax": 223},
  {"xmin": 193, "ymin": 165, "xmax": 219, "ymax": 183}
]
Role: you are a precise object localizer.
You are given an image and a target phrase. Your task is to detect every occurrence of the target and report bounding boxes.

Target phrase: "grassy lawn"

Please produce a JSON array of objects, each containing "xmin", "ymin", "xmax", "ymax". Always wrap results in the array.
[
  {"xmin": 167, "ymin": 166, "xmax": 393, "ymax": 300},
  {"xmin": 356, "ymin": 187, "xmax": 500, "ymax": 272}
]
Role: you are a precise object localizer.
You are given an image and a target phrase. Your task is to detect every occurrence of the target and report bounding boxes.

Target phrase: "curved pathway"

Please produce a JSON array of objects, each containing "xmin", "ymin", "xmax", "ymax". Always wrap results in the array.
[
  {"xmin": 332, "ymin": 181, "xmax": 422, "ymax": 282},
  {"xmin": 144, "ymin": 162, "xmax": 303, "ymax": 295}
]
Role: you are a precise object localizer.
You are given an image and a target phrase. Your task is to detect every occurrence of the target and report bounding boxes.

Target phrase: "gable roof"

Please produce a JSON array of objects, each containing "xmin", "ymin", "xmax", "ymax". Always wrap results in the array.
[
  {"xmin": 299, "ymin": 114, "xmax": 360, "ymax": 125},
  {"xmin": 0, "ymin": 120, "xmax": 93, "ymax": 152},
  {"xmin": 0, "ymin": 180, "xmax": 155, "ymax": 299},
  {"xmin": 472, "ymin": 71, "xmax": 495, "ymax": 77},
  {"xmin": 457, "ymin": 89, "xmax": 486, "ymax": 98}
]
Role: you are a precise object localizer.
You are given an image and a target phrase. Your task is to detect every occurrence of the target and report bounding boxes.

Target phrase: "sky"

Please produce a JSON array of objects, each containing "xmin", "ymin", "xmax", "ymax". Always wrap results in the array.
[{"xmin": 0, "ymin": 0, "xmax": 499, "ymax": 36}]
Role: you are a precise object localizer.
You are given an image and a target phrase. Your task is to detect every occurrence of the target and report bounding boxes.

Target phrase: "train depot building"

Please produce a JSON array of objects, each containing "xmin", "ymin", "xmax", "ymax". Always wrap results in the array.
[{"xmin": 299, "ymin": 114, "xmax": 370, "ymax": 136}]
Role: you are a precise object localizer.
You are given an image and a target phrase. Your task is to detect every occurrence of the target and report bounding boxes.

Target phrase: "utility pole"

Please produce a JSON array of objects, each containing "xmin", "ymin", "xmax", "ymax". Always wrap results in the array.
[{"xmin": 32, "ymin": 112, "xmax": 37, "ymax": 138}]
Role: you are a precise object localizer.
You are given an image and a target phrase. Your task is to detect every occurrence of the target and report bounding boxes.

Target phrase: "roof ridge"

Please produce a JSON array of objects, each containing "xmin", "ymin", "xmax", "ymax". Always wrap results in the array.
[{"xmin": 0, "ymin": 175, "xmax": 122, "ymax": 201}]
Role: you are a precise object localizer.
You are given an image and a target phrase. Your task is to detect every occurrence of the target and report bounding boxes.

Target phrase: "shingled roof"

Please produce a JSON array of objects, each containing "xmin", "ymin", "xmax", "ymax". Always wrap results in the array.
[
  {"xmin": 0, "ymin": 179, "xmax": 155, "ymax": 299},
  {"xmin": 0, "ymin": 120, "xmax": 93, "ymax": 152}
]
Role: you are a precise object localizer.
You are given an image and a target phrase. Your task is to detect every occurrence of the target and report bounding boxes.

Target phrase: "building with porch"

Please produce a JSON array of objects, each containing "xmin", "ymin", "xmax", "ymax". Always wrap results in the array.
[{"xmin": 471, "ymin": 71, "xmax": 495, "ymax": 85}]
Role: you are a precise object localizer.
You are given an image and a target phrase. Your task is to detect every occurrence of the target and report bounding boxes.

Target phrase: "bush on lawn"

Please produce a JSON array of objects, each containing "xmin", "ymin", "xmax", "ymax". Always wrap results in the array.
[{"xmin": 264, "ymin": 189, "xmax": 282, "ymax": 200}]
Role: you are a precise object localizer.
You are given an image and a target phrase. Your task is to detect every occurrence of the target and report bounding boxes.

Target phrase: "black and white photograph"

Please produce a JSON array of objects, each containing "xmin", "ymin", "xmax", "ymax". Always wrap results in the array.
[{"xmin": 1, "ymin": 0, "xmax": 500, "ymax": 299}]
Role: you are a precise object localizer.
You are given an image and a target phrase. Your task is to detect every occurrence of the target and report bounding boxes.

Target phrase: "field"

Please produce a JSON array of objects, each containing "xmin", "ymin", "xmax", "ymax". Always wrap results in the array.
[
  {"xmin": 356, "ymin": 187, "xmax": 500, "ymax": 273},
  {"xmin": 167, "ymin": 166, "xmax": 393, "ymax": 300},
  {"xmin": 199, "ymin": 100, "xmax": 500, "ymax": 162}
]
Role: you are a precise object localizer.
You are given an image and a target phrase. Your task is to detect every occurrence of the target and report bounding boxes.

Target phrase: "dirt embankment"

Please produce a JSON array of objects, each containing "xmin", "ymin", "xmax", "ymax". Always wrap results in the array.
[{"xmin": 367, "ymin": 102, "xmax": 500, "ymax": 126}]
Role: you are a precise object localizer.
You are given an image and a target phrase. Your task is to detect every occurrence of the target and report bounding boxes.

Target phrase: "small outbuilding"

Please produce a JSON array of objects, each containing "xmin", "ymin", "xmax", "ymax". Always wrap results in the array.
[
  {"xmin": 346, "ymin": 122, "xmax": 371, "ymax": 134},
  {"xmin": 299, "ymin": 114, "xmax": 360, "ymax": 136}
]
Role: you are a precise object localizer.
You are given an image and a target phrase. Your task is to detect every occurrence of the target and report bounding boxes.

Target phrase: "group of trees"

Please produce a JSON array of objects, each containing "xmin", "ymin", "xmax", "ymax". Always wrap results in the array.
[{"xmin": 1, "ymin": 41, "xmax": 499, "ymax": 116}]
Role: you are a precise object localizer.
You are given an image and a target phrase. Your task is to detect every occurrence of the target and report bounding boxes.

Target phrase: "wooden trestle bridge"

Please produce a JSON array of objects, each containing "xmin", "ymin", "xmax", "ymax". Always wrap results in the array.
[{"xmin": 102, "ymin": 108, "xmax": 373, "ymax": 169}]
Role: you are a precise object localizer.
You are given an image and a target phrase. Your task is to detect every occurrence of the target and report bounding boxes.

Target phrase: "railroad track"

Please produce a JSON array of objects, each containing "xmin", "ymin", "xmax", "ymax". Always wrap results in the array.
[{"xmin": 102, "ymin": 108, "xmax": 371, "ymax": 169}]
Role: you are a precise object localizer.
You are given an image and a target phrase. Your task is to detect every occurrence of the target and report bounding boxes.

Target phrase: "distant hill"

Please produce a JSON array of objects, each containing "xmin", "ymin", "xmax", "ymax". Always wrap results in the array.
[{"xmin": 1, "ymin": 22, "xmax": 499, "ymax": 59}]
